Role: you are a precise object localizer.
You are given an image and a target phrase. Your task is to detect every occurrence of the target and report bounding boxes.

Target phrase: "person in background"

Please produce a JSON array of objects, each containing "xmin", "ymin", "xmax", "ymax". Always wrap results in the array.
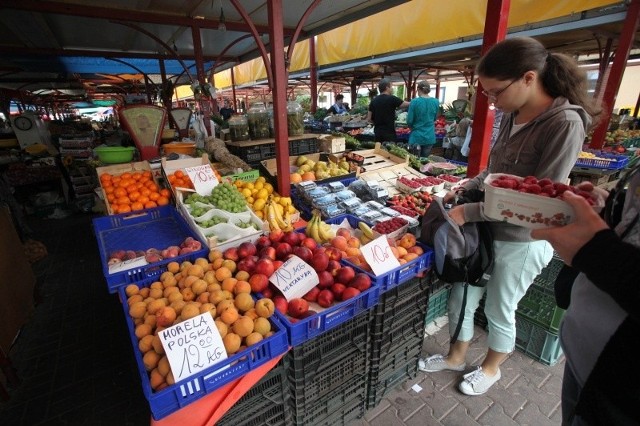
[
  {"xmin": 407, "ymin": 81, "xmax": 440, "ymax": 157},
  {"xmin": 327, "ymin": 94, "xmax": 350, "ymax": 115},
  {"xmin": 531, "ymin": 160, "xmax": 640, "ymax": 425},
  {"xmin": 419, "ymin": 36, "xmax": 601, "ymax": 396},
  {"xmin": 219, "ymin": 100, "xmax": 234, "ymax": 121},
  {"xmin": 367, "ymin": 78, "xmax": 409, "ymax": 142}
]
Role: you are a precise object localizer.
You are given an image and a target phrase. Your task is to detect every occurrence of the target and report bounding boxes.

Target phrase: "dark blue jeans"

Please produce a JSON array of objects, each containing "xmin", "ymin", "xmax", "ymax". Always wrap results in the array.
[{"xmin": 409, "ymin": 144, "xmax": 433, "ymax": 158}]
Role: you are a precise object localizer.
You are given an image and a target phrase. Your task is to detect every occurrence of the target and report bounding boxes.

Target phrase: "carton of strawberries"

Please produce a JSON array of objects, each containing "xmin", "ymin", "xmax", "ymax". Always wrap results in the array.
[{"xmin": 483, "ymin": 173, "xmax": 604, "ymax": 229}]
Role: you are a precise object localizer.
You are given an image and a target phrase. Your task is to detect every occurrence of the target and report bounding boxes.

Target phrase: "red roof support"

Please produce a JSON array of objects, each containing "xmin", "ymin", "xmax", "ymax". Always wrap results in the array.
[
  {"xmin": 310, "ymin": 38, "xmax": 318, "ymax": 113},
  {"xmin": 589, "ymin": 0, "xmax": 640, "ymax": 149},
  {"xmin": 467, "ymin": 0, "xmax": 510, "ymax": 178}
]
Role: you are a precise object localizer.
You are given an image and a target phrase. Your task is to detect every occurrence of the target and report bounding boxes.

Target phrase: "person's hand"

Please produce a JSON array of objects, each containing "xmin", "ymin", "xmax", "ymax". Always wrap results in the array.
[
  {"xmin": 442, "ymin": 190, "xmax": 456, "ymax": 204},
  {"xmin": 530, "ymin": 191, "xmax": 609, "ymax": 265},
  {"xmin": 448, "ymin": 205, "xmax": 466, "ymax": 226},
  {"xmin": 575, "ymin": 182, "xmax": 609, "ymax": 208}
]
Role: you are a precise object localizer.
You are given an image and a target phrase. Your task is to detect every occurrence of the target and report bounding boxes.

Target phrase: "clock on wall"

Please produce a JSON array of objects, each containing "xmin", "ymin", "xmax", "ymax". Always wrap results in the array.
[{"xmin": 14, "ymin": 116, "xmax": 33, "ymax": 131}]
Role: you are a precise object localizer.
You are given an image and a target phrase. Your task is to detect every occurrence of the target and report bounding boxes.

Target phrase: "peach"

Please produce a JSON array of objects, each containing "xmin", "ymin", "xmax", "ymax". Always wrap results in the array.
[
  {"xmin": 345, "ymin": 247, "xmax": 361, "ymax": 257},
  {"xmin": 336, "ymin": 228, "xmax": 352, "ymax": 239},
  {"xmin": 408, "ymin": 246, "xmax": 424, "ymax": 255},
  {"xmin": 397, "ymin": 246, "xmax": 408, "ymax": 258},
  {"xmin": 398, "ymin": 233, "xmax": 417, "ymax": 249},
  {"xmin": 403, "ymin": 253, "xmax": 419, "ymax": 261},
  {"xmin": 347, "ymin": 237, "xmax": 361, "ymax": 248},
  {"xmin": 331, "ymin": 236, "xmax": 348, "ymax": 251}
]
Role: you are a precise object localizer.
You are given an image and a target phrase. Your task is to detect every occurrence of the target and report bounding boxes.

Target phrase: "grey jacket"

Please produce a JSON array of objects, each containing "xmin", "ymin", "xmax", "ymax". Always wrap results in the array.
[{"xmin": 461, "ymin": 97, "xmax": 591, "ymax": 242}]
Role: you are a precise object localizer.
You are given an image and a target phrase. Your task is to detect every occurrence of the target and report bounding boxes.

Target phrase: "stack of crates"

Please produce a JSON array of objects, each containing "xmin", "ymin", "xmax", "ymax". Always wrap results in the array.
[
  {"xmin": 217, "ymin": 358, "xmax": 292, "ymax": 426},
  {"xmin": 286, "ymin": 309, "xmax": 371, "ymax": 425},
  {"xmin": 515, "ymin": 254, "xmax": 566, "ymax": 366},
  {"xmin": 424, "ymin": 276, "xmax": 451, "ymax": 326},
  {"xmin": 367, "ymin": 276, "xmax": 430, "ymax": 409}
]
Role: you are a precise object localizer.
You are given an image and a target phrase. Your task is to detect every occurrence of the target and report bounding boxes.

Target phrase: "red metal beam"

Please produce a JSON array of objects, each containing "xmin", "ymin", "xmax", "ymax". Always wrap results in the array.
[
  {"xmin": 467, "ymin": 0, "xmax": 510, "ymax": 177},
  {"xmin": 310, "ymin": 37, "xmax": 318, "ymax": 113},
  {"xmin": 192, "ymin": 25, "xmax": 214, "ymax": 136},
  {"xmin": 1, "ymin": 0, "xmax": 293, "ymax": 35},
  {"xmin": 267, "ymin": 0, "xmax": 291, "ymax": 196},
  {"xmin": 590, "ymin": 0, "xmax": 640, "ymax": 149}
]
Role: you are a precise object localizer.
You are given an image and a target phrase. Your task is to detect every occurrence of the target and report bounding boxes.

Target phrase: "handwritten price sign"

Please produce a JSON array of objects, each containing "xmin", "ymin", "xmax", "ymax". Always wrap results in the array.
[
  {"xmin": 159, "ymin": 313, "xmax": 227, "ymax": 381},
  {"xmin": 269, "ymin": 255, "xmax": 318, "ymax": 301},
  {"xmin": 185, "ymin": 164, "xmax": 219, "ymax": 196},
  {"xmin": 361, "ymin": 236, "xmax": 401, "ymax": 276}
]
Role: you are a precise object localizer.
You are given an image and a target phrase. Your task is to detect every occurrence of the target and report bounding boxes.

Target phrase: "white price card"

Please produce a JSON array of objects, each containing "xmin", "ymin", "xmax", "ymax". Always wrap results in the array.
[
  {"xmin": 269, "ymin": 255, "xmax": 318, "ymax": 301},
  {"xmin": 361, "ymin": 235, "xmax": 401, "ymax": 276},
  {"xmin": 108, "ymin": 256, "xmax": 147, "ymax": 274},
  {"xmin": 159, "ymin": 313, "xmax": 226, "ymax": 382},
  {"xmin": 185, "ymin": 164, "xmax": 219, "ymax": 196}
]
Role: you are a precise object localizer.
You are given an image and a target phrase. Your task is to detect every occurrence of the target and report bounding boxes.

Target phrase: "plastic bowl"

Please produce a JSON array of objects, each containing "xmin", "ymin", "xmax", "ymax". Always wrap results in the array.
[
  {"xmin": 94, "ymin": 146, "xmax": 136, "ymax": 164},
  {"xmin": 162, "ymin": 142, "xmax": 196, "ymax": 156}
]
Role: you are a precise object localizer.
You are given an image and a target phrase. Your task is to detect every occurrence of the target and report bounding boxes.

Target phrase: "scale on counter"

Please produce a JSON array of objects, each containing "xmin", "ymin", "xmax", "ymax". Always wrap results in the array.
[
  {"xmin": 169, "ymin": 108, "xmax": 193, "ymax": 138},
  {"xmin": 10, "ymin": 112, "xmax": 51, "ymax": 149},
  {"xmin": 118, "ymin": 105, "xmax": 167, "ymax": 160}
]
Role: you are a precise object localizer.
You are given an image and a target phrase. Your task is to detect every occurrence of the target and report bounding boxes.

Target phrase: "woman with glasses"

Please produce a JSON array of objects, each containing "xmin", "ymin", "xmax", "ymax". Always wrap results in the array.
[
  {"xmin": 419, "ymin": 37, "xmax": 601, "ymax": 397},
  {"xmin": 531, "ymin": 159, "xmax": 640, "ymax": 425}
]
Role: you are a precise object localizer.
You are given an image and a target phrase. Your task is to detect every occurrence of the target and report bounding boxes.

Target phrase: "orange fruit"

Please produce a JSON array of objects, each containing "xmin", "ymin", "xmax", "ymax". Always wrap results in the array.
[
  {"xmin": 148, "ymin": 192, "xmax": 160, "ymax": 201},
  {"xmin": 114, "ymin": 187, "xmax": 127, "ymax": 197},
  {"xmin": 104, "ymin": 186, "xmax": 114, "ymax": 194},
  {"xmin": 175, "ymin": 170, "xmax": 185, "ymax": 179},
  {"xmin": 142, "ymin": 171, "xmax": 152, "ymax": 180},
  {"xmin": 138, "ymin": 195, "xmax": 149, "ymax": 204},
  {"xmin": 157, "ymin": 196, "xmax": 170, "ymax": 206},
  {"xmin": 144, "ymin": 201, "xmax": 158, "ymax": 209},
  {"xmin": 100, "ymin": 173, "xmax": 112, "ymax": 182},
  {"xmin": 116, "ymin": 196, "xmax": 131, "ymax": 205},
  {"xmin": 132, "ymin": 173, "xmax": 142, "ymax": 181},
  {"xmin": 106, "ymin": 193, "xmax": 116, "ymax": 203},
  {"xmin": 146, "ymin": 182, "xmax": 159, "ymax": 192},
  {"xmin": 131, "ymin": 202, "xmax": 144, "ymax": 211},
  {"xmin": 129, "ymin": 191, "xmax": 141, "ymax": 202},
  {"xmin": 168, "ymin": 175, "xmax": 177, "ymax": 184},
  {"xmin": 118, "ymin": 204, "xmax": 132, "ymax": 213},
  {"xmin": 160, "ymin": 188, "xmax": 171, "ymax": 198},
  {"xmin": 140, "ymin": 188, "xmax": 151, "ymax": 196},
  {"xmin": 121, "ymin": 172, "xmax": 132, "ymax": 181}
]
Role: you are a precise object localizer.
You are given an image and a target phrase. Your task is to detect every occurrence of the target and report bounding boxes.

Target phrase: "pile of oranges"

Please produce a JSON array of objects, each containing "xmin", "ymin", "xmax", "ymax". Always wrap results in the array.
[
  {"xmin": 166, "ymin": 170, "xmax": 194, "ymax": 190},
  {"xmin": 100, "ymin": 170, "xmax": 171, "ymax": 214}
]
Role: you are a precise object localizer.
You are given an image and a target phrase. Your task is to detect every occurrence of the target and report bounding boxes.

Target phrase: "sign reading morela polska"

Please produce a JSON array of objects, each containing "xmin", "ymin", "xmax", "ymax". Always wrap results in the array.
[
  {"xmin": 185, "ymin": 164, "xmax": 219, "ymax": 196},
  {"xmin": 269, "ymin": 255, "xmax": 319, "ymax": 301},
  {"xmin": 159, "ymin": 312, "xmax": 227, "ymax": 382},
  {"xmin": 361, "ymin": 235, "xmax": 401, "ymax": 276}
]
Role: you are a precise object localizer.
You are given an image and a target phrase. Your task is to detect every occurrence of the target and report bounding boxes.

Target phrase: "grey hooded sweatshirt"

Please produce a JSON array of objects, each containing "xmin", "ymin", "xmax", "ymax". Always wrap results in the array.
[{"xmin": 460, "ymin": 97, "xmax": 591, "ymax": 242}]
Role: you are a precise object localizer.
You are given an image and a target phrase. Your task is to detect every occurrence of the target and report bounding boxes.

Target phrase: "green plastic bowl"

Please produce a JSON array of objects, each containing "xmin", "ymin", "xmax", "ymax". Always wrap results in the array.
[{"xmin": 94, "ymin": 146, "xmax": 136, "ymax": 164}]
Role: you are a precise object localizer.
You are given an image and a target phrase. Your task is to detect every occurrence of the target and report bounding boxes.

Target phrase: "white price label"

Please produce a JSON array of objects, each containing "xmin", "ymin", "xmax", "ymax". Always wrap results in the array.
[
  {"xmin": 158, "ymin": 313, "xmax": 226, "ymax": 382},
  {"xmin": 269, "ymin": 255, "xmax": 318, "ymax": 301},
  {"xmin": 361, "ymin": 235, "xmax": 401, "ymax": 276},
  {"xmin": 185, "ymin": 164, "xmax": 219, "ymax": 196},
  {"xmin": 107, "ymin": 256, "xmax": 148, "ymax": 274}
]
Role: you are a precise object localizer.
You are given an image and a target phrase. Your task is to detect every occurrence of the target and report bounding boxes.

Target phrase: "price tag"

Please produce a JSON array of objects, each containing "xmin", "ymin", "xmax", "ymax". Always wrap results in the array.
[
  {"xmin": 159, "ymin": 313, "xmax": 226, "ymax": 382},
  {"xmin": 361, "ymin": 235, "xmax": 401, "ymax": 276},
  {"xmin": 185, "ymin": 164, "xmax": 219, "ymax": 196},
  {"xmin": 269, "ymin": 255, "xmax": 318, "ymax": 301},
  {"xmin": 108, "ymin": 256, "xmax": 147, "ymax": 274}
]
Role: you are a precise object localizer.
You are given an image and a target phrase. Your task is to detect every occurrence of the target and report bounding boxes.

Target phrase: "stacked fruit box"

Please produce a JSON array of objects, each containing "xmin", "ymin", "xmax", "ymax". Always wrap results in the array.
[
  {"xmin": 286, "ymin": 309, "xmax": 371, "ymax": 425},
  {"xmin": 424, "ymin": 277, "xmax": 452, "ymax": 326},
  {"xmin": 217, "ymin": 357, "xmax": 292, "ymax": 426},
  {"xmin": 515, "ymin": 254, "xmax": 565, "ymax": 366},
  {"xmin": 367, "ymin": 276, "xmax": 430, "ymax": 409}
]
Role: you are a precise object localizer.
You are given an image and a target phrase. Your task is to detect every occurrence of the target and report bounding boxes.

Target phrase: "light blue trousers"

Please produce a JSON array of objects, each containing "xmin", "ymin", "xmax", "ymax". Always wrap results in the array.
[{"xmin": 447, "ymin": 240, "xmax": 553, "ymax": 353}]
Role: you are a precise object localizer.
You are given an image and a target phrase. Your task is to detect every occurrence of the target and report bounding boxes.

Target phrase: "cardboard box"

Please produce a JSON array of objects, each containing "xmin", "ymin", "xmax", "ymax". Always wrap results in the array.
[
  {"xmin": 318, "ymin": 135, "xmax": 346, "ymax": 153},
  {"xmin": 0, "ymin": 207, "xmax": 35, "ymax": 354}
]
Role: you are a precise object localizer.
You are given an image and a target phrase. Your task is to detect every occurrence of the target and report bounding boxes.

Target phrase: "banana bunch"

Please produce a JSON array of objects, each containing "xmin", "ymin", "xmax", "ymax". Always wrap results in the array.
[
  {"xmin": 264, "ymin": 196, "xmax": 293, "ymax": 232},
  {"xmin": 306, "ymin": 210, "xmax": 335, "ymax": 244},
  {"xmin": 358, "ymin": 222, "xmax": 375, "ymax": 244}
]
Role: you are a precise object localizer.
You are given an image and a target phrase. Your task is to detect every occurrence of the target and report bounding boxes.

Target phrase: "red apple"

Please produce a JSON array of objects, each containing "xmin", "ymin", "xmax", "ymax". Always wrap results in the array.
[
  {"xmin": 237, "ymin": 257, "xmax": 257, "ymax": 274},
  {"xmin": 330, "ymin": 283, "xmax": 346, "ymax": 300},
  {"xmin": 259, "ymin": 246, "xmax": 276, "ymax": 261},
  {"xmin": 249, "ymin": 273, "xmax": 269, "ymax": 293},
  {"xmin": 287, "ymin": 298, "xmax": 309, "ymax": 318},
  {"xmin": 317, "ymin": 270, "xmax": 334, "ymax": 289},
  {"xmin": 292, "ymin": 246, "xmax": 313, "ymax": 264},
  {"xmin": 301, "ymin": 237, "xmax": 318, "ymax": 251},
  {"xmin": 336, "ymin": 267, "xmax": 356, "ymax": 286},
  {"xmin": 349, "ymin": 273, "xmax": 371, "ymax": 292},
  {"xmin": 237, "ymin": 242, "xmax": 257, "ymax": 258},
  {"xmin": 341, "ymin": 287, "xmax": 361, "ymax": 301},
  {"xmin": 256, "ymin": 235, "xmax": 271, "ymax": 251},
  {"xmin": 254, "ymin": 258, "xmax": 275, "ymax": 277},
  {"xmin": 269, "ymin": 229, "xmax": 284, "ymax": 243},
  {"xmin": 310, "ymin": 252, "xmax": 329, "ymax": 273},
  {"xmin": 273, "ymin": 260, "xmax": 284, "ymax": 270},
  {"xmin": 327, "ymin": 260, "xmax": 341, "ymax": 276},
  {"xmin": 223, "ymin": 247, "xmax": 239, "ymax": 262},
  {"xmin": 109, "ymin": 250, "xmax": 126, "ymax": 260},
  {"xmin": 303, "ymin": 286, "xmax": 320, "ymax": 303},
  {"xmin": 324, "ymin": 246, "xmax": 342, "ymax": 262},
  {"xmin": 297, "ymin": 232, "xmax": 307, "ymax": 244},
  {"xmin": 274, "ymin": 242, "xmax": 292, "ymax": 260},
  {"xmin": 262, "ymin": 287, "xmax": 274, "ymax": 298},
  {"xmin": 317, "ymin": 289, "xmax": 334, "ymax": 308},
  {"xmin": 282, "ymin": 231, "xmax": 300, "ymax": 247},
  {"xmin": 273, "ymin": 296, "xmax": 288, "ymax": 314}
]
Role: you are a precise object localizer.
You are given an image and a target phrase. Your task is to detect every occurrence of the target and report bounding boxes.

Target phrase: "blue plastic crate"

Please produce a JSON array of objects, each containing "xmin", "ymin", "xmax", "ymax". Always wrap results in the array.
[
  {"xmin": 274, "ymin": 283, "xmax": 379, "ymax": 347},
  {"xmin": 118, "ymin": 279, "xmax": 289, "ymax": 421},
  {"xmin": 93, "ymin": 205, "xmax": 209, "ymax": 293},
  {"xmin": 574, "ymin": 150, "xmax": 629, "ymax": 170}
]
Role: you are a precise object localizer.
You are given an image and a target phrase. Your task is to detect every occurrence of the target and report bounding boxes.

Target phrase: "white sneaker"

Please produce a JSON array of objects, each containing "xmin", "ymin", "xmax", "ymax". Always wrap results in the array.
[
  {"xmin": 418, "ymin": 354, "xmax": 466, "ymax": 373},
  {"xmin": 458, "ymin": 366, "xmax": 501, "ymax": 396}
]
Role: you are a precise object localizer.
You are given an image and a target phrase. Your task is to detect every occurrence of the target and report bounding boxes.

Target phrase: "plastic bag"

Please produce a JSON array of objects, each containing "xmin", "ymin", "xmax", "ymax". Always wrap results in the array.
[{"xmin": 460, "ymin": 126, "xmax": 472, "ymax": 157}]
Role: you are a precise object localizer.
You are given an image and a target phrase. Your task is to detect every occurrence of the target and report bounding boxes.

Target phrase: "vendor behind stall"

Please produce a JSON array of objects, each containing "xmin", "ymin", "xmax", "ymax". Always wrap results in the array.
[{"xmin": 327, "ymin": 95, "xmax": 350, "ymax": 115}]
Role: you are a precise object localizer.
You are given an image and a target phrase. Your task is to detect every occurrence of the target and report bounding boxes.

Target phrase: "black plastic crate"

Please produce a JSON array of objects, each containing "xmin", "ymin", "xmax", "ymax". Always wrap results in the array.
[
  {"xmin": 290, "ymin": 374, "xmax": 367, "ymax": 426},
  {"xmin": 367, "ymin": 351, "xmax": 420, "ymax": 409},
  {"xmin": 370, "ymin": 315, "xmax": 424, "ymax": 370},
  {"xmin": 371, "ymin": 277, "xmax": 430, "ymax": 335},
  {"xmin": 260, "ymin": 143, "xmax": 277, "ymax": 160},
  {"xmin": 289, "ymin": 137, "xmax": 319, "ymax": 155},
  {"xmin": 370, "ymin": 340, "xmax": 422, "ymax": 387},
  {"xmin": 217, "ymin": 357, "xmax": 291, "ymax": 426},
  {"xmin": 286, "ymin": 310, "xmax": 370, "ymax": 405}
]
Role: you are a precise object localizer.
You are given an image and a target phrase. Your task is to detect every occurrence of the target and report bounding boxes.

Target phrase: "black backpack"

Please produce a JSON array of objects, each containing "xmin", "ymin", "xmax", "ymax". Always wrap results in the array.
[{"xmin": 420, "ymin": 191, "xmax": 494, "ymax": 343}]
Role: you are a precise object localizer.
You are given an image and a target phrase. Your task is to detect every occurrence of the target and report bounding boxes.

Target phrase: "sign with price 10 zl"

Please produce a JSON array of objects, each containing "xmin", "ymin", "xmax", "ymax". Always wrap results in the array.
[
  {"xmin": 185, "ymin": 164, "xmax": 219, "ymax": 196},
  {"xmin": 361, "ymin": 235, "xmax": 401, "ymax": 276}
]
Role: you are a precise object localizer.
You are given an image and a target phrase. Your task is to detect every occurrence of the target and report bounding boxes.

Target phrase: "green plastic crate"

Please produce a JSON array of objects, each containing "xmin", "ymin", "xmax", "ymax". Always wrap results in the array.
[
  {"xmin": 517, "ymin": 278, "xmax": 565, "ymax": 334},
  {"xmin": 515, "ymin": 316, "xmax": 563, "ymax": 366},
  {"xmin": 424, "ymin": 284, "xmax": 451, "ymax": 325},
  {"xmin": 536, "ymin": 254, "xmax": 564, "ymax": 284}
]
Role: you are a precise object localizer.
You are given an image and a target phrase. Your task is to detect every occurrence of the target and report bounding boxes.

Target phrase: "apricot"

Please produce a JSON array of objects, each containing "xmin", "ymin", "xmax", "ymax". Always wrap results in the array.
[
  {"xmin": 160, "ymin": 271, "xmax": 174, "ymax": 283},
  {"xmin": 181, "ymin": 303, "xmax": 201, "ymax": 320},
  {"xmin": 138, "ymin": 335, "xmax": 154, "ymax": 353},
  {"xmin": 127, "ymin": 294, "xmax": 144, "ymax": 306},
  {"xmin": 129, "ymin": 301, "xmax": 148, "ymax": 319},
  {"xmin": 234, "ymin": 292, "xmax": 255, "ymax": 312},
  {"xmin": 143, "ymin": 350, "xmax": 161, "ymax": 371},
  {"xmin": 217, "ymin": 299, "xmax": 235, "ymax": 314},
  {"xmin": 234, "ymin": 281, "xmax": 251, "ymax": 295},
  {"xmin": 157, "ymin": 356, "xmax": 171, "ymax": 377},
  {"xmin": 191, "ymin": 279, "xmax": 207, "ymax": 296},
  {"xmin": 220, "ymin": 307, "xmax": 239, "ymax": 325},
  {"xmin": 223, "ymin": 333, "xmax": 241, "ymax": 354},
  {"xmin": 162, "ymin": 275, "xmax": 177, "ymax": 288},
  {"xmin": 215, "ymin": 267, "xmax": 232, "ymax": 282},
  {"xmin": 150, "ymin": 281, "xmax": 163, "ymax": 291},
  {"xmin": 199, "ymin": 303, "xmax": 216, "ymax": 319},
  {"xmin": 222, "ymin": 260, "xmax": 236, "ymax": 273},
  {"xmin": 167, "ymin": 291, "xmax": 184, "ymax": 304},
  {"xmin": 156, "ymin": 306, "xmax": 177, "ymax": 327},
  {"xmin": 144, "ymin": 314, "xmax": 157, "ymax": 328},
  {"xmin": 194, "ymin": 257, "xmax": 210, "ymax": 270},
  {"xmin": 245, "ymin": 332, "xmax": 263, "ymax": 346},
  {"xmin": 244, "ymin": 308, "xmax": 259, "ymax": 320},
  {"xmin": 149, "ymin": 287, "xmax": 163, "ymax": 299},
  {"xmin": 235, "ymin": 270, "xmax": 250, "ymax": 282},
  {"xmin": 196, "ymin": 292, "xmax": 210, "ymax": 304},
  {"xmin": 135, "ymin": 323, "xmax": 153, "ymax": 339},
  {"xmin": 181, "ymin": 287, "xmax": 195, "ymax": 302},
  {"xmin": 139, "ymin": 287, "xmax": 150, "ymax": 298},
  {"xmin": 125, "ymin": 284, "xmax": 140, "ymax": 297},
  {"xmin": 211, "ymin": 258, "xmax": 224, "ymax": 270},
  {"xmin": 215, "ymin": 319, "xmax": 228, "ymax": 338},
  {"xmin": 147, "ymin": 299, "xmax": 166, "ymax": 315},
  {"xmin": 221, "ymin": 277, "xmax": 237, "ymax": 292},
  {"xmin": 166, "ymin": 371, "xmax": 175, "ymax": 385},
  {"xmin": 150, "ymin": 368, "xmax": 164, "ymax": 390},
  {"xmin": 253, "ymin": 317, "xmax": 271, "ymax": 336},
  {"xmin": 187, "ymin": 264, "xmax": 205, "ymax": 278},
  {"xmin": 254, "ymin": 298, "xmax": 275, "ymax": 318},
  {"xmin": 170, "ymin": 300, "xmax": 186, "ymax": 315},
  {"xmin": 151, "ymin": 335, "xmax": 165, "ymax": 354},
  {"xmin": 207, "ymin": 283, "xmax": 221, "ymax": 293},
  {"xmin": 183, "ymin": 275, "xmax": 199, "ymax": 288},
  {"xmin": 208, "ymin": 249, "xmax": 223, "ymax": 262},
  {"xmin": 203, "ymin": 271, "xmax": 217, "ymax": 285},
  {"xmin": 180, "ymin": 261, "xmax": 193, "ymax": 272},
  {"xmin": 209, "ymin": 289, "xmax": 226, "ymax": 305},
  {"xmin": 167, "ymin": 261, "xmax": 180, "ymax": 274}
]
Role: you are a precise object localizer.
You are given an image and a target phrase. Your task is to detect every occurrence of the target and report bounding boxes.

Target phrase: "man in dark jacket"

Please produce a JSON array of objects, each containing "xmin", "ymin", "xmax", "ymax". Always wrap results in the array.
[{"xmin": 366, "ymin": 78, "xmax": 409, "ymax": 142}]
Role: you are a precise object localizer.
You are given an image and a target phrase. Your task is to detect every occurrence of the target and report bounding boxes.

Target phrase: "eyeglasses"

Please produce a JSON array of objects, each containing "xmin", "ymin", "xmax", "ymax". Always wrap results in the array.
[{"xmin": 482, "ymin": 78, "xmax": 520, "ymax": 100}]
